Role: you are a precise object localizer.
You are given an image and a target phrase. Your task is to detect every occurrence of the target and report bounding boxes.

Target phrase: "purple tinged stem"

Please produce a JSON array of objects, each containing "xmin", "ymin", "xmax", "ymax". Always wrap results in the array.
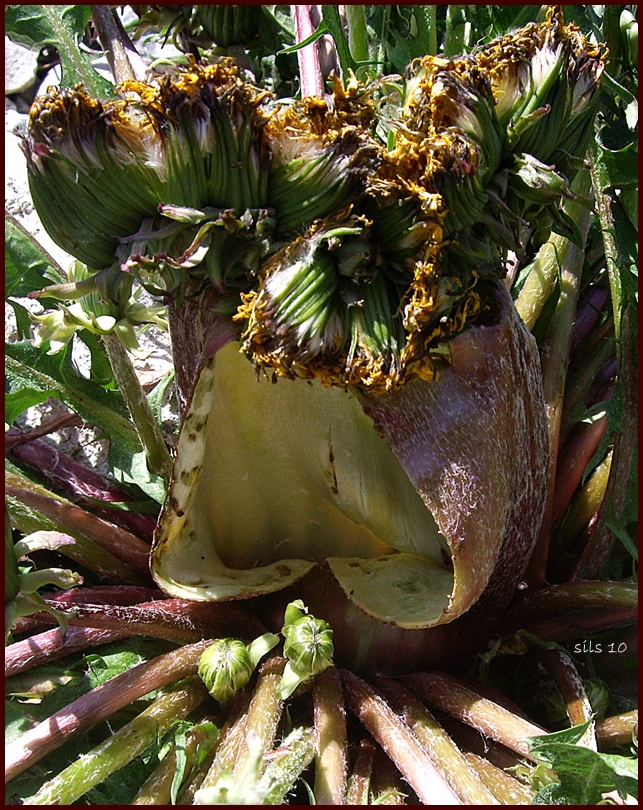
[
  {"xmin": 6, "ymin": 483, "xmax": 151, "ymax": 574},
  {"xmin": 10, "ymin": 436, "xmax": 157, "ymax": 541},
  {"xmin": 292, "ymin": 5, "xmax": 325, "ymax": 97},
  {"xmin": 340, "ymin": 669, "xmax": 463, "ymax": 805},
  {"xmin": 402, "ymin": 672, "xmax": 547, "ymax": 760},
  {"xmin": 5, "ymin": 638, "xmax": 215, "ymax": 783},
  {"xmin": 6, "ymin": 626, "xmax": 129, "ymax": 677}
]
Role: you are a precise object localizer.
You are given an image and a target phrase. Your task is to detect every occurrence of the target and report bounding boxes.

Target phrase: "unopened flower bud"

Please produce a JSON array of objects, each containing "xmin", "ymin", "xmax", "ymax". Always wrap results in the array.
[
  {"xmin": 198, "ymin": 633, "xmax": 279, "ymax": 702},
  {"xmin": 198, "ymin": 638, "xmax": 255, "ymax": 702},
  {"xmin": 278, "ymin": 601, "xmax": 334, "ymax": 699},
  {"xmin": 508, "ymin": 153, "xmax": 571, "ymax": 205}
]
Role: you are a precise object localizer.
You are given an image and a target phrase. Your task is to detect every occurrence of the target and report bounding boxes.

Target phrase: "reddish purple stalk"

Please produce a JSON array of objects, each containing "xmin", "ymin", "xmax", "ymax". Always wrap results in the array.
[
  {"xmin": 6, "ymin": 484, "xmax": 152, "ymax": 573},
  {"xmin": 5, "ymin": 638, "xmax": 214, "ymax": 782},
  {"xmin": 569, "ymin": 286, "xmax": 609, "ymax": 355},
  {"xmin": 551, "ymin": 383, "xmax": 613, "ymax": 527},
  {"xmin": 9, "ymin": 435, "xmax": 158, "ymax": 540},
  {"xmin": 292, "ymin": 5, "xmax": 324, "ymax": 97},
  {"xmin": 7, "ymin": 598, "xmax": 265, "ymax": 677},
  {"xmin": 6, "ymin": 626, "xmax": 130, "ymax": 677}
]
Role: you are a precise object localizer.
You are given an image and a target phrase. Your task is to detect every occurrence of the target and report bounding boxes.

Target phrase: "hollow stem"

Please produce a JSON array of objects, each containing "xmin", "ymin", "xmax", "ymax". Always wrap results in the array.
[
  {"xmin": 375, "ymin": 676, "xmax": 499, "ymax": 805},
  {"xmin": 313, "ymin": 666, "xmax": 348, "ymax": 805},
  {"xmin": 5, "ymin": 638, "xmax": 214, "ymax": 782},
  {"xmin": 90, "ymin": 5, "xmax": 148, "ymax": 83},
  {"xmin": 340, "ymin": 669, "xmax": 463, "ymax": 805},
  {"xmin": 596, "ymin": 711, "xmax": 638, "ymax": 750},
  {"xmin": 524, "ymin": 204, "xmax": 591, "ymax": 588},
  {"xmin": 102, "ymin": 333, "xmax": 173, "ymax": 485},
  {"xmin": 503, "ymin": 581, "xmax": 638, "ymax": 631},
  {"xmin": 24, "ymin": 677, "xmax": 208, "ymax": 805},
  {"xmin": 533, "ymin": 645, "xmax": 597, "ymax": 748},
  {"xmin": 402, "ymin": 672, "xmax": 547, "ymax": 760}
]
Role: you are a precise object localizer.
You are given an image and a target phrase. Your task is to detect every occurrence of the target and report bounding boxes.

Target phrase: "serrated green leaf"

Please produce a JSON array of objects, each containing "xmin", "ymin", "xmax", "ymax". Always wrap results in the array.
[
  {"xmin": 146, "ymin": 369, "xmax": 175, "ymax": 424},
  {"xmin": 4, "ymin": 340, "xmax": 166, "ymax": 501},
  {"xmin": 527, "ymin": 721, "xmax": 639, "ymax": 804},
  {"xmin": 5, "ymin": 216, "xmax": 66, "ymax": 298},
  {"xmin": 528, "ymin": 720, "xmax": 595, "ymax": 749},
  {"xmin": 5, "ymin": 300, "xmax": 34, "ymax": 342},
  {"xmin": 5, "ymin": 386, "xmax": 54, "ymax": 425},
  {"xmin": 5, "ymin": 5, "xmax": 113, "ymax": 96},
  {"xmin": 530, "ymin": 743, "xmax": 638, "ymax": 804},
  {"xmin": 5, "ymin": 340, "xmax": 139, "ymax": 452}
]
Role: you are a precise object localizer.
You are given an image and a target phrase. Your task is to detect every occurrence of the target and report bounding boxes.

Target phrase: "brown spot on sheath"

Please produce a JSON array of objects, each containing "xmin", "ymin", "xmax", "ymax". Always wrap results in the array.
[
  {"xmin": 441, "ymin": 548, "xmax": 453, "ymax": 569},
  {"xmin": 170, "ymin": 496, "xmax": 180, "ymax": 512},
  {"xmin": 276, "ymin": 565, "xmax": 291, "ymax": 577},
  {"xmin": 328, "ymin": 443, "xmax": 339, "ymax": 495}
]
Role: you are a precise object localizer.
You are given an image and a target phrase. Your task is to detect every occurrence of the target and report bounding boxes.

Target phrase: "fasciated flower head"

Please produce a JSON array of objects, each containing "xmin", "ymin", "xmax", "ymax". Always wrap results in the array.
[
  {"xmin": 265, "ymin": 74, "xmax": 383, "ymax": 236},
  {"xmin": 24, "ymin": 58, "xmax": 273, "ymax": 273},
  {"xmin": 25, "ymin": 85, "xmax": 163, "ymax": 269},
  {"xmin": 472, "ymin": 7, "xmax": 607, "ymax": 167}
]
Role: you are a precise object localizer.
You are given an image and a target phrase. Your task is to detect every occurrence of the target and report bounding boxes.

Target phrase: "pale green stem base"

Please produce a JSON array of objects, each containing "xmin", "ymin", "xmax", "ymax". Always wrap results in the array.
[
  {"xmin": 102, "ymin": 332, "xmax": 173, "ymax": 485},
  {"xmin": 24, "ymin": 677, "xmax": 208, "ymax": 806}
]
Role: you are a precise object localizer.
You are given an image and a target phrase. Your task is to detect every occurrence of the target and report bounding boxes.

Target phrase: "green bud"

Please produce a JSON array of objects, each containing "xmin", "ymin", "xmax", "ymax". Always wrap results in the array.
[
  {"xmin": 620, "ymin": 9, "xmax": 638, "ymax": 68},
  {"xmin": 198, "ymin": 639, "xmax": 254, "ymax": 702},
  {"xmin": 198, "ymin": 633, "xmax": 279, "ymax": 702},
  {"xmin": 583, "ymin": 678, "xmax": 611, "ymax": 722},
  {"xmin": 279, "ymin": 601, "xmax": 334, "ymax": 699},
  {"xmin": 197, "ymin": 5, "xmax": 262, "ymax": 47},
  {"xmin": 508, "ymin": 153, "xmax": 571, "ymax": 206}
]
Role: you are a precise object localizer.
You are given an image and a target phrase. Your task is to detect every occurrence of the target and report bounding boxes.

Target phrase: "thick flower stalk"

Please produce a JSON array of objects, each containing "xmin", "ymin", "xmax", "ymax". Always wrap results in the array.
[{"xmin": 22, "ymin": 11, "xmax": 606, "ymax": 674}]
